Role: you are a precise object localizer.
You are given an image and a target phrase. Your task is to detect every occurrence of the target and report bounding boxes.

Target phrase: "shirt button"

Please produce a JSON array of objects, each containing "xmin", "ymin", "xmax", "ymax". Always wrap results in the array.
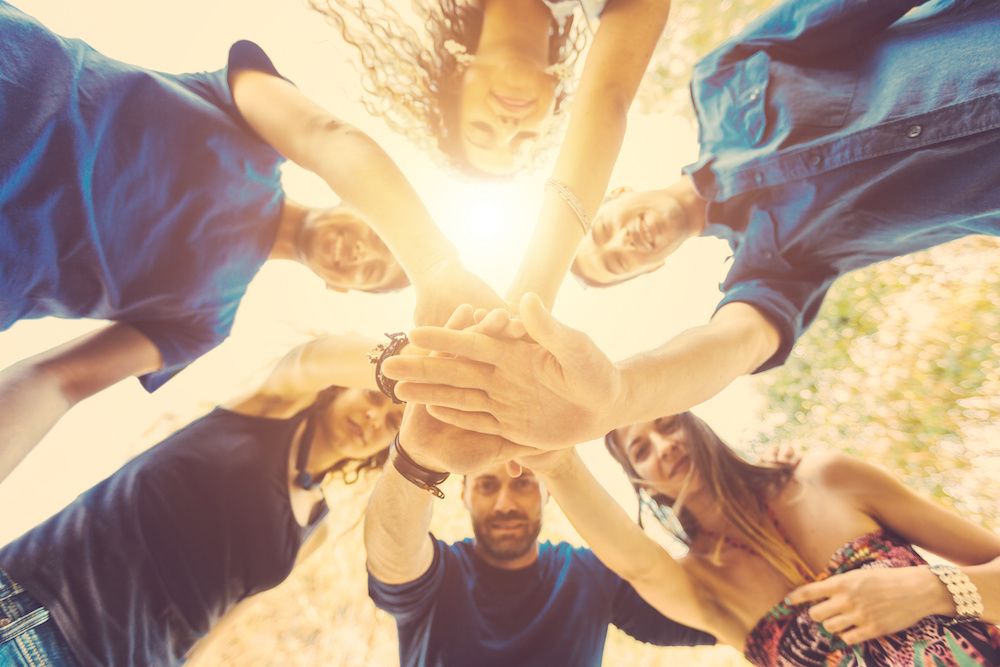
[
  {"xmin": 0, "ymin": 617, "xmax": 11, "ymax": 627},
  {"xmin": 906, "ymin": 124, "xmax": 923, "ymax": 138},
  {"xmin": 754, "ymin": 172, "xmax": 764, "ymax": 185},
  {"xmin": 809, "ymin": 154, "xmax": 822, "ymax": 167},
  {"xmin": 747, "ymin": 88, "xmax": 761, "ymax": 102}
]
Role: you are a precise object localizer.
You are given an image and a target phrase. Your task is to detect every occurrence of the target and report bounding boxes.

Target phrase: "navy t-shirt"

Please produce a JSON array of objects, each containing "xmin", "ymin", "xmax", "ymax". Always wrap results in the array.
[
  {"xmin": 369, "ymin": 538, "xmax": 715, "ymax": 667},
  {"xmin": 0, "ymin": 408, "xmax": 325, "ymax": 667},
  {"xmin": 0, "ymin": 2, "xmax": 287, "ymax": 390}
]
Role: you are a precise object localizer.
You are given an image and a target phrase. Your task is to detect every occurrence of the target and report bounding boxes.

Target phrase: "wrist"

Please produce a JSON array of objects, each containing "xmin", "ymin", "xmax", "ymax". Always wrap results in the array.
[
  {"xmin": 407, "ymin": 247, "xmax": 462, "ymax": 285},
  {"xmin": 917, "ymin": 566, "xmax": 956, "ymax": 617},
  {"xmin": 532, "ymin": 449, "xmax": 580, "ymax": 482},
  {"xmin": 605, "ymin": 362, "xmax": 636, "ymax": 432},
  {"xmin": 390, "ymin": 434, "xmax": 449, "ymax": 499}
]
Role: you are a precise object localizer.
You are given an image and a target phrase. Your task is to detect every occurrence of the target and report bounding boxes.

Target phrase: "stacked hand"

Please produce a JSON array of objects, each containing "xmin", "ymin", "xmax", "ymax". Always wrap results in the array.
[
  {"xmin": 411, "ymin": 257, "xmax": 507, "ymax": 326},
  {"xmin": 384, "ymin": 293, "xmax": 622, "ymax": 452},
  {"xmin": 397, "ymin": 304, "xmax": 537, "ymax": 474}
]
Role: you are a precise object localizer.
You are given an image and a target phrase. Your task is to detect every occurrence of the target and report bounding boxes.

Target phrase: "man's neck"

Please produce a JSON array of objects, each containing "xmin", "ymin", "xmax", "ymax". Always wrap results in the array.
[
  {"xmin": 269, "ymin": 199, "xmax": 309, "ymax": 261},
  {"xmin": 473, "ymin": 540, "xmax": 540, "ymax": 570}
]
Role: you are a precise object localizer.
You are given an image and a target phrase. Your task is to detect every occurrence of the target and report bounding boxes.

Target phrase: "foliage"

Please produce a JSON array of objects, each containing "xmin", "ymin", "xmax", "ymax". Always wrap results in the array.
[
  {"xmin": 749, "ymin": 236, "xmax": 1000, "ymax": 530},
  {"xmin": 635, "ymin": 0, "xmax": 780, "ymax": 117}
]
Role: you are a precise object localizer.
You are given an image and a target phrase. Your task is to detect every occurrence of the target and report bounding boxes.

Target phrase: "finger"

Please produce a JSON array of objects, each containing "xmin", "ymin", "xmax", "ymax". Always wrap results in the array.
[
  {"xmin": 840, "ymin": 627, "xmax": 873, "ymax": 645},
  {"xmin": 473, "ymin": 308, "xmax": 488, "ymax": 324},
  {"xmin": 519, "ymin": 292, "xmax": 578, "ymax": 357},
  {"xmin": 394, "ymin": 383, "xmax": 495, "ymax": 413},
  {"xmin": 807, "ymin": 596, "xmax": 848, "ymax": 623},
  {"xmin": 506, "ymin": 461, "xmax": 523, "ymax": 478},
  {"xmin": 382, "ymin": 355, "xmax": 495, "ymax": 387},
  {"xmin": 409, "ymin": 327, "xmax": 506, "ymax": 365},
  {"xmin": 426, "ymin": 405, "xmax": 505, "ymax": 437},
  {"xmin": 820, "ymin": 613, "xmax": 857, "ymax": 635},
  {"xmin": 786, "ymin": 580, "xmax": 835, "ymax": 606},
  {"xmin": 444, "ymin": 304, "xmax": 476, "ymax": 330},
  {"xmin": 470, "ymin": 309, "xmax": 512, "ymax": 336}
]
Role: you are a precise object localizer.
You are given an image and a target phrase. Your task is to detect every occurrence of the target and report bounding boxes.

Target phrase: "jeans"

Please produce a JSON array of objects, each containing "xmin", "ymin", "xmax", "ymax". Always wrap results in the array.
[{"xmin": 0, "ymin": 570, "xmax": 77, "ymax": 667}]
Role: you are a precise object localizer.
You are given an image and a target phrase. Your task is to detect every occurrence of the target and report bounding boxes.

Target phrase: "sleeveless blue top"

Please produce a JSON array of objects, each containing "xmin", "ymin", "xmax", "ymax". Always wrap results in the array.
[{"xmin": 0, "ymin": 2, "xmax": 286, "ymax": 389}]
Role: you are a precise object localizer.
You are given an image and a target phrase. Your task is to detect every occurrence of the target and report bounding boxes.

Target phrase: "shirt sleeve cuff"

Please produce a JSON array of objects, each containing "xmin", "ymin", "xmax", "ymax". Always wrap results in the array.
[{"xmin": 715, "ymin": 284, "xmax": 800, "ymax": 374}]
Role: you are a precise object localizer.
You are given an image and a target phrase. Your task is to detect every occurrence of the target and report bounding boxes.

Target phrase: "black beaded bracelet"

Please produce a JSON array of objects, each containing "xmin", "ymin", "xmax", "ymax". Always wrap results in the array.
[
  {"xmin": 368, "ymin": 331, "xmax": 409, "ymax": 404},
  {"xmin": 389, "ymin": 433, "xmax": 449, "ymax": 499}
]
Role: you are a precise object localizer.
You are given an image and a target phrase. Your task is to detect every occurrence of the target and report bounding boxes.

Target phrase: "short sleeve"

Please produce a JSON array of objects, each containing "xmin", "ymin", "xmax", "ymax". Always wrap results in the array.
[
  {"xmin": 715, "ymin": 209, "xmax": 835, "ymax": 373},
  {"xmin": 131, "ymin": 305, "xmax": 239, "ymax": 392},
  {"xmin": 368, "ymin": 537, "xmax": 448, "ymax": 623}
]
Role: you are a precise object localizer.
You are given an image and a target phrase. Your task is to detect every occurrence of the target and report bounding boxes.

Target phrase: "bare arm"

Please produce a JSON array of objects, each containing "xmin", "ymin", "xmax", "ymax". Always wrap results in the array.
[
  {"xmin": 231, "ymin": 69, "xmax": 505, "ymax": 324},
  {"xmin": 531, "ymin": 450, "xmax": 744, "ymax": 645},
  {"xmin": 612, "ymin": 302, "xmax": 781, "ymax": 426},
  {"xmin": 788, "ymin": 454, "xmax": 1000, "ymax": 642},
  {"xmin": 387, "ymin": 298, "xmax": 780, "ymax": 451},
  {"xmin": 508, "ymin": 0, "xmax": 672, "ymax": 306},
  {"xmin": 0, "ymin": 322, "xmax": 161, "ymax": 483},
  {"xmin": 363, "ymin": 460, "xmax": 436, "ymax": 585}
]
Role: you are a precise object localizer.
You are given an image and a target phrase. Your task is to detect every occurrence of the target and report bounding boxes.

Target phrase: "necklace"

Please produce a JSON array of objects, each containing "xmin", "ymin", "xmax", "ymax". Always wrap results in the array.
[{"xmin": 697, "ymin": 528, "xmax": 760, "ymax": 558}]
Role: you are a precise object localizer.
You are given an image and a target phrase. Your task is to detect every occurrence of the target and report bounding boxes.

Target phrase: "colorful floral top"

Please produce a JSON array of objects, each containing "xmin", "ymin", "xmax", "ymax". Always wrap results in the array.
[{"xmin": 744, "ymin": 529, "xmax": 1000, "ymax": 666}]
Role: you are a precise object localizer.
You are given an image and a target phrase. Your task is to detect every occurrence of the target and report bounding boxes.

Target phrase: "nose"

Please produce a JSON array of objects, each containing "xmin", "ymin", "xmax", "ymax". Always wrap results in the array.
[
  {"xmin": 652, "ymin": 433, "xmax": 682, "ymax": 462},
  {"xmin": 493, "ymin": 484, "xmax": 519, "ymax": 513},
  {"xmin": 493, "ymin": 115, "xmax": 521, "ymax": 143}
]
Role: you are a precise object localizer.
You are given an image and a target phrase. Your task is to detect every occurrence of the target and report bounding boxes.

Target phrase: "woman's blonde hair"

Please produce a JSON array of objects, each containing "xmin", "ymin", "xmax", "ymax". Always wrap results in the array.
[
  {"xmin": 605, "ymin": 412, "xmax": 816, "ymax": 587},
  {"xmin": 310, "ymin": 0, "xmax": 588, "ymax": 174}
]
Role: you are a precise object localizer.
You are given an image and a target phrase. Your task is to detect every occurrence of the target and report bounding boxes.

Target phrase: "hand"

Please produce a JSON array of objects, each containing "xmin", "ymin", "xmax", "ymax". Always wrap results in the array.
[
  {"xmin": 411, "ymin": 258, "xmax": 505, "ymax": 327},
  {"xmin": 383, "ymin": 293, "xmax": 623, "ymax": 451},
  {"xmin": 761, "ymin": 443, "xmax": 801, "ymax": 468},
  {"xmin": 786, "ymin": 566, "xmax": 953, "ymax": 645},
  {"xmin": 398, "ymin": 404, "xmax": 538, "ymax": 475}
]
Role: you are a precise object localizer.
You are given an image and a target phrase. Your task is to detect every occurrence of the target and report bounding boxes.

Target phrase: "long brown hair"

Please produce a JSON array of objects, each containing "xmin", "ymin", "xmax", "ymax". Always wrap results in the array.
[
  {"xmin": 605, "ymin": 412, "xmax": 815, "ymax": 586},
  {"xmin": 309, "ymin": 0, "xmax": 588, "ymax": 174}
]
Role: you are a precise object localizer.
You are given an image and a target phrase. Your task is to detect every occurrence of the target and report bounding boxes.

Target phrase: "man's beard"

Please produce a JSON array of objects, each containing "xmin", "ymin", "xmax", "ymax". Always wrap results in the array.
[{"xmin": 472, "ymin": 511, "xmax": 542, "ymax": 562}]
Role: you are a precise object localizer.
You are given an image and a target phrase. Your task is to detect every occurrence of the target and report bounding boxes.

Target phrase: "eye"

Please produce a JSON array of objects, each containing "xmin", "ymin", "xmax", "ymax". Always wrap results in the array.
[
  {"xmin": 655, "ymin": 417, "xmax": 680, "ymax": 434},
  {"xmin": 512, "ymin": 477, "xmax": 536, "ymax": 492},
  {"xmin": 369, "ymin": 392, "xmax": 387, "ymax": 407},
  {"xmin": 476, "ymin": 479, "xmax": 499, "ymax": 494},
  {"xmin": 630, "ymin": 439, "xmax": 650, "ymax": 463}
]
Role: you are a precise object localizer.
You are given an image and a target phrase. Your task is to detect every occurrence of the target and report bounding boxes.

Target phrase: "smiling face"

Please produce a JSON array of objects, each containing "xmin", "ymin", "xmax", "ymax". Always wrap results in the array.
[
  {"xmin": 456, "ymin": 54, "xmax": 558, "ymax": 175},
  {"xmin": 312, "ymin": 389, "xmax": 404, "ymax": 469},
  {"xmin": 614, "ymin": 415, "xmax": 704, "ymax": 500},
  {"xmin": 463, "ymin": 463, "xmax": 546, "ymax": 565},
  {"xmin": 573, "ymin": 189, "xmax": 694, "ymax": 287},
  {"xmin": 298, "ymin": 206, "xmax": 408, "ymax": 293}
]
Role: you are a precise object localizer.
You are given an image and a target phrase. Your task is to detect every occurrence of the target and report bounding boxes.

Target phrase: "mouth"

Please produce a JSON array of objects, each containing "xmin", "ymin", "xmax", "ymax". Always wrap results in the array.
[
  {"xmin": 666, "ymin": 454, "xmax": 690, "ymax": 480},
  {"xmin": 491, "ymin": 93, "xmax": 536, "ymax": 114},
  {"xmin": 489, "ymin": 519, "xmax": 528, "ymax": 532},
  {"xmin": 632, "ymin": 216, "xmax": 662, "ymax": 253}
]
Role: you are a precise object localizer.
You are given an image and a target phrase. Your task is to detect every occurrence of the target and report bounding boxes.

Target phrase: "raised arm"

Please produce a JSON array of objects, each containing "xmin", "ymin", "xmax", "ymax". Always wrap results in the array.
[
  {"xmin": 507, "ymin": 0, "xmax": 672, "ymax": 306},
  {"xmin": 230, "ymin": 69, "xmax": 504, "ymax": 324},
  {"xmin": 0, "ymin": 322, "xmax": 162, "ymax": 483},
  {"xmin": 529, "ymin": 449, "xmax": 744, "ymax": 645},
  {"xmin": 787, "ymin": 454, "xmax": 1000, "ymax": 643},
  {"xmin": 384, "ymin": 296, "xmax": 778, "ymax": 451}
]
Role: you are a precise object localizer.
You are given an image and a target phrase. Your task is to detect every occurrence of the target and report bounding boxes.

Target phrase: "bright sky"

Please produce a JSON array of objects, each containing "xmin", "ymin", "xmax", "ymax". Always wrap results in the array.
[{"xmin": 0, "ymin": 0, "xmax": 764, "ymax": 544}]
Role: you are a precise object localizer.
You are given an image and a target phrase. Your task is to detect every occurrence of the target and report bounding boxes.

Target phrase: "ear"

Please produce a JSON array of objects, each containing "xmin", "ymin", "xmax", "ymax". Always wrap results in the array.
[{"xmin": 461, "ymin": 477, "xmax": 472, "ymax": 510}]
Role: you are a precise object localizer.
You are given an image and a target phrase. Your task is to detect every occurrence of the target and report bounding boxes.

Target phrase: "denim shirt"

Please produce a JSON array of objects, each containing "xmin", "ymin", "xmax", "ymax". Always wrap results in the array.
[{"xmin": 683, "ymin": 0, "xmax": 1000, "ymax": 371}]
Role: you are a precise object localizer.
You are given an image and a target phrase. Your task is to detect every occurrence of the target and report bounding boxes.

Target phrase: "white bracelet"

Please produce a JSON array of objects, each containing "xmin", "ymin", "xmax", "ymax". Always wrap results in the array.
[
  {"xmin": 545, "ymin": 178, "xmax": 591, "ymax": 235},
  {"xmin": 929, "ymin": 564, "xmax": 984, "ymax": 623}
]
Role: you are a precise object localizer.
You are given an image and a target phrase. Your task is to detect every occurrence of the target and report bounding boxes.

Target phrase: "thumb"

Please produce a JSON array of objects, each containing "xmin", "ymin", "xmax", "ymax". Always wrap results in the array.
[{"xmin": 519, "ymin": 293, "xmax": 574, "ymax": 356}]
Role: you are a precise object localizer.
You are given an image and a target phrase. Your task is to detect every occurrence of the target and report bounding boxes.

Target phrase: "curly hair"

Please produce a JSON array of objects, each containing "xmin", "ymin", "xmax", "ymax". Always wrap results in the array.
[{"xmin": 310, "ymin": 0, "xmax": 590, "ymax": 174}]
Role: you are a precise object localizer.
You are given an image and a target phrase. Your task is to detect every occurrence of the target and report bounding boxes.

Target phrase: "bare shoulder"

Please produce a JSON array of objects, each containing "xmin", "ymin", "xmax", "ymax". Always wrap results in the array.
[{"xmin": 794, "ymin": 450, "xmax": 894, "ymax": 496}]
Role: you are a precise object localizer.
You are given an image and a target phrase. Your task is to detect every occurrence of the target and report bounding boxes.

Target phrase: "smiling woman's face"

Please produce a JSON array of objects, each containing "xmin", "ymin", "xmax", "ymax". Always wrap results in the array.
[
  {"xmin": 457, "ymin": 53, "xmax": 557, "ymax": 175},
  {"xmin": 615, "ymin": 416, "xmax": 703, "ymax": 498}
]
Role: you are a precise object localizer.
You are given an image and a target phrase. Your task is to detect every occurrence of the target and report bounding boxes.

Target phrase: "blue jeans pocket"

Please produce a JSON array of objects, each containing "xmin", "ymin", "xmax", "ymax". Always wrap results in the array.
[{"xmin": 0, "ymin": 570, "xmax": 77, "ymax": 667}]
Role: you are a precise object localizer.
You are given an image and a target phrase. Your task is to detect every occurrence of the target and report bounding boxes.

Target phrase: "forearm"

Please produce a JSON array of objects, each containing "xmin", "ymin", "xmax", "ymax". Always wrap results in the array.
[
  {"xmin": 313, "ymin": 126, "xmax": 459, "ymax": 281},
  {"xmin": 363, "ymin": 463, "xmax": 435, "ymax": 584},
  {"xmin": 611, "ymin": 305, "xmax": 777, "ymax": 429},
  {"xmin": 0, "ymin": 360, "xmax": 71, "ymax": 483},
  {"xmin": 536, "ymin": 451, "xmax": 715, "ymax": 631}
]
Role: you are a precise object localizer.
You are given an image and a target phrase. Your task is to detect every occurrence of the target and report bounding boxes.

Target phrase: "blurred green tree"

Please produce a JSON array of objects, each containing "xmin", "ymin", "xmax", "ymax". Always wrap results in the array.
[{"xmin": 750, "ymin": 237, "xmax": 1000, "ymax": 530}]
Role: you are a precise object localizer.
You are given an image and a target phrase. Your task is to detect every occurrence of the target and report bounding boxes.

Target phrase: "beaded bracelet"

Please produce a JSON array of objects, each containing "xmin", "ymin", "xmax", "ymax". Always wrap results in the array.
[
  {"xmin": 929, "ymin": 564, "xmax": 984, "ymax": 623},
  {"xmin": 389, "ymin": 433, "xmax": 449, "ymax": 499},
  {"xmin": 367, "ymin": 332, "xmax": 409, "ymax": 404},
  {"xmin": 545, "ymin": 178, "xmax": 591, "ymax": 235}
]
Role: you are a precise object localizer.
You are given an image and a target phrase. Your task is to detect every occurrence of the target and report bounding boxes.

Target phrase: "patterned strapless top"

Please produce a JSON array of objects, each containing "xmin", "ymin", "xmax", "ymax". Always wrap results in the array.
[{"xmin": 743, "ymin": 528, "xmax": 1000, "ymax": 666}]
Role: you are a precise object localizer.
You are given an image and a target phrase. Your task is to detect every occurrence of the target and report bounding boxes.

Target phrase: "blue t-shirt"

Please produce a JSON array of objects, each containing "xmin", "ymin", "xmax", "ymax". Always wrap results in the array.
[
  {"xmin": 369, "ymin": 538, "xmax": 715, "ymax": 667},
  {"xmin": 683, "ymin": 0, "xmax": 1000, "ymax": 371},
  {"xmin": 0, "ymin": 2, "xmax": 286, "ymax": 390}
]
